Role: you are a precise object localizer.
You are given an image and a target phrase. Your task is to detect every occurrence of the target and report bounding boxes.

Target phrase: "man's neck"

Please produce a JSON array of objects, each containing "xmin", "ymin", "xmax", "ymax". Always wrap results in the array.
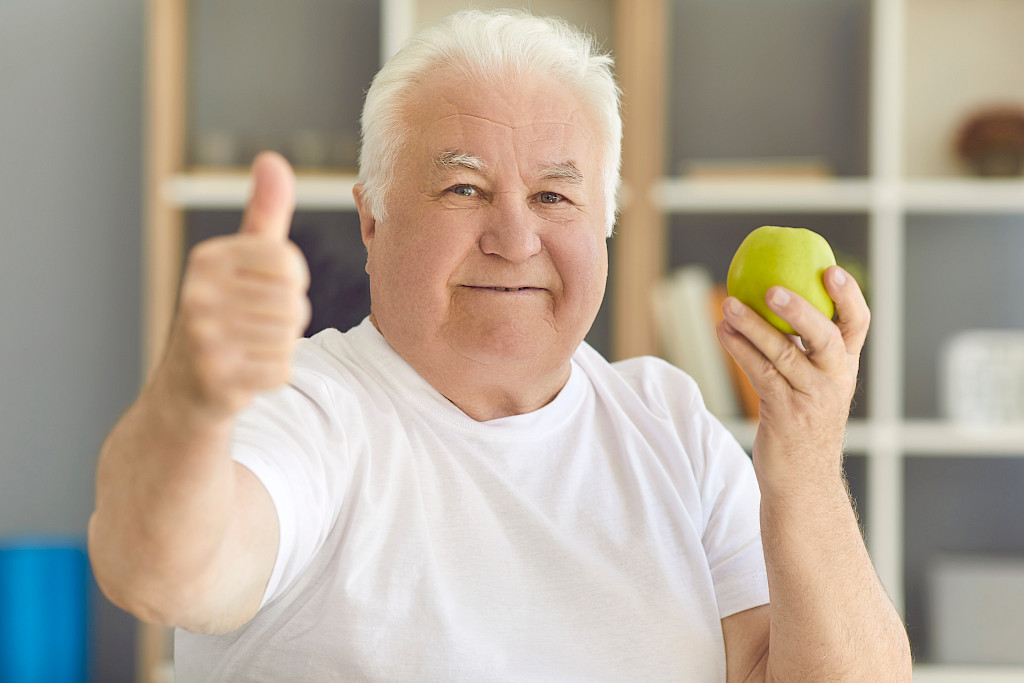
[
  {"xmin": 368, "ymin": 314, "xmax": 576, "ymax": 422},
  {"xmin": 433, "ymin": 363, "xmax": 571, "ymax": 421}
]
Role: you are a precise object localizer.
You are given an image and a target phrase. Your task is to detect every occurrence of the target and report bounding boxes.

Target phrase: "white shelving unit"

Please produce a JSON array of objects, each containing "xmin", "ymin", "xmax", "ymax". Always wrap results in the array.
[
  {"xmin": 143, "ymin": 0, "xmax": 1024, "ymax": 679},
  {"xmin": 651, "ymin": 0, "xmax": 1024, "ymax": 678}
]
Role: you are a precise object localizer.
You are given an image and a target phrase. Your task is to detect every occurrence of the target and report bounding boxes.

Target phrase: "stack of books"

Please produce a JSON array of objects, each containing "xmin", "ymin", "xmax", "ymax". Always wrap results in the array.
[{"xmin": 652, "ymin": 265, "xmax": 759, "ymax": 421}]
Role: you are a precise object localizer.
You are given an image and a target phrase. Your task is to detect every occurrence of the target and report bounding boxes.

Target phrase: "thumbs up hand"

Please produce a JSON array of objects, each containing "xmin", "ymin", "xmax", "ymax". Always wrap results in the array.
[{"xmin": 157, "ymin": 152, "xmax": 312, "ymax": 421}]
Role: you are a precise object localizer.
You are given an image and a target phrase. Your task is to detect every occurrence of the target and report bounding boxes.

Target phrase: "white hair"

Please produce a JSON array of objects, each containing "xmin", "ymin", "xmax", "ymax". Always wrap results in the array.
[{"xmin": 358, "ymin": 9, "xmax": 622, "ymax": 236}]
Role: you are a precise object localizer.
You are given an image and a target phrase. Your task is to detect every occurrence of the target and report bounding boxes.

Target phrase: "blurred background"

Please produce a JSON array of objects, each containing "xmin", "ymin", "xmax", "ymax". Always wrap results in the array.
[{"xmin": 3, "ymin": 0, "xmax": 1024, "ymax": 681}]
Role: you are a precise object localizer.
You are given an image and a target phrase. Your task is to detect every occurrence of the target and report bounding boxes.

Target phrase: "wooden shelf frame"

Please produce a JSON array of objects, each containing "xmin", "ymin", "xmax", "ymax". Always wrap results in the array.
[{"xmin": 141, "ymin": 0, "xmax": 1024, "ymax": 678}]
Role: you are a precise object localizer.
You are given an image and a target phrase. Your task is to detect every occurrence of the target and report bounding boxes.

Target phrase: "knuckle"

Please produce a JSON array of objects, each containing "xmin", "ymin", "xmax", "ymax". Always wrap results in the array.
[
  {"xmin": 187, "ymin": 237, "xmax": 228, "ymax": 271},
  {"xmin": 775, "ymin": 342, "xmax": 803, "ymax": 369},
  {"xmin": 822, "ymin": 324, "xmax": 845, "ymax": 352},
  {"xmin": 180, "ymin": 281, "xmax": 220, "ymax": 317},
  {"xmin": 182, "ymin": 278, "xmax": 218, "ymax": 309}
]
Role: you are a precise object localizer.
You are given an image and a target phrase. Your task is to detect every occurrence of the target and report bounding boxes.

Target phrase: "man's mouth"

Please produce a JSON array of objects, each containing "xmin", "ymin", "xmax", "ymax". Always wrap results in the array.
[{"xmin": 466, "ymin": 285, "xmax": 540, "ymax": 292}]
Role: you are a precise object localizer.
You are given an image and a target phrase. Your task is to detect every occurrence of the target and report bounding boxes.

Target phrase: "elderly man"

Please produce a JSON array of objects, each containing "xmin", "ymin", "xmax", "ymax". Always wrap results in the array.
[{"xmin": 89, "ymin": 9, "xmax": 911, "ymax": 681}]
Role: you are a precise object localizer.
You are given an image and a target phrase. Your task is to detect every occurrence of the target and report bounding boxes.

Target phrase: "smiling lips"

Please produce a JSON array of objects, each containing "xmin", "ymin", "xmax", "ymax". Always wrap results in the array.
[
  {"xmin": 464, "ymin": 286, "xmax": 544, "ymax": 294},
  {"xmin": 465, "ymin": 285, "xmax": 543, "ymax": 292}
]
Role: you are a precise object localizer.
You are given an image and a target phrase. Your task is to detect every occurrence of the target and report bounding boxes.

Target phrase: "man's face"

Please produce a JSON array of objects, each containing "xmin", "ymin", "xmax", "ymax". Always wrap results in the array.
[{"xmin": 358, "ymin": 68, "xmax": 608, "ymax": 382}]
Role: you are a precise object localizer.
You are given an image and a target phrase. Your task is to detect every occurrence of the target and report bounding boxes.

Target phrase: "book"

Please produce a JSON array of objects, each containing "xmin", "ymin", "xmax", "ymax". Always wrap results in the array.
[{"xmin": 652, "ymin": 266, "xmax": 740, "ymax": 419}]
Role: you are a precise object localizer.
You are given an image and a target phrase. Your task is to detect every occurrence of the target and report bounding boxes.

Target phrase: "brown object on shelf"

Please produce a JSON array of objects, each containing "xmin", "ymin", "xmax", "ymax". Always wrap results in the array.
[
  {"xmin": 681, "ymin": 157, "xmax": 833, "ymax": 181},
  {"xmin": 954, "ymin": 105, "xmax": 1024, "ymax": 177}
]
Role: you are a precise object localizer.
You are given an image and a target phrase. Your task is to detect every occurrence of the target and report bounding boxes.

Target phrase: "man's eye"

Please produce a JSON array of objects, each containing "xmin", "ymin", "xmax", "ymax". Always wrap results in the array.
[
  {"xmin": 538, "ymin": 191, "xmax": 565, "ymax": 204},
  {"xmin": 451, "ymin": 185, "xmax": 477, "ymax": 197}
]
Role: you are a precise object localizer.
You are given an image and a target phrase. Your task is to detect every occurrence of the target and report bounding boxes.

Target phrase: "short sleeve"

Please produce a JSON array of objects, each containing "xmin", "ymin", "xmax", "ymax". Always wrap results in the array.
[
  {"xmin": 604, "ymin": 354, "xmax": 770, "ymax": 619},
  {"xmin": 693, "ymin": 404, "xmax": 770, "ymax": 618},
  {"xmin": 231, "ymin": 358, "xmax": 349, "ymax": 609}
]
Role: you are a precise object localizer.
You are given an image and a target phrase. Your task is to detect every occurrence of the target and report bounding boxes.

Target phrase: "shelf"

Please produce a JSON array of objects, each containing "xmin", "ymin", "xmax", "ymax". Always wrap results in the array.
[
  {"xmin": 164, "ymin": 170, "xmax": 359, "ymax": 210},
  {"xmin": 721, "ymin": 418, "xmax": 874, "ymax": 453},
  {"xmin": 654, "ymin": 177, "xmax": 873, "ymax": 213},
  {"xmin": 901, "ymin": 420, "xmax": 1024, "ymax": 456},
  {"xmin": 143, "ymin": 0, "xmax": 1024, "ymax": 677},
  {"xmin": 655, "ymin": 177, "xmax": 1024, "ymax": 214},
  {"xmin": 166, "ymin": 172, "xmax": 1024, "ymax": 215},
  {"xmin": 724, "ymin": 419, "xmax": 1024, "ymax": 456},
  {"xmin": 913, "ymin": 664, "xmax": 1024, "ymax": 682},
  {"xmin": 902, "ymin": 179, "xmax": 1024, "ymax": 214}
]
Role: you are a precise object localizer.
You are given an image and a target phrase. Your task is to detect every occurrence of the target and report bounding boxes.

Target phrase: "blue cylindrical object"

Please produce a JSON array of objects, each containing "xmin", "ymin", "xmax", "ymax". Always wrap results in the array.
[{"xmin": 0, "ymin": 538, "xmax": 90, "ymax": 683}]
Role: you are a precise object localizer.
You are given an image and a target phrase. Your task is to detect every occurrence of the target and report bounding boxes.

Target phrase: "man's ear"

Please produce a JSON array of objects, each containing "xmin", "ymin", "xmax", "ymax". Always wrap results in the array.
[{"xmin": 353, "ymin": 184, "xmax": 376, "ymax": 274}]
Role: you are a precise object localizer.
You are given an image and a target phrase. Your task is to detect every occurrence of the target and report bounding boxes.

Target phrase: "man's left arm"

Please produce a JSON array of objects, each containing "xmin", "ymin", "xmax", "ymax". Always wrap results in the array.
[{"xmin": 716, "ymin": 265, "xmax": 912, "ymax": 681}]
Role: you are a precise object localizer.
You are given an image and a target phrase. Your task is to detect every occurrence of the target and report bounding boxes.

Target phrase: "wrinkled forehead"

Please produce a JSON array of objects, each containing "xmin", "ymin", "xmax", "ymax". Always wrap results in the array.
[
  {"xmin": 408, "ymin": 66, "xmax": 588, "ymax": 124},
  {"xmin": 398, "ymin": 67, "xmax": 603, "ymax": 171}
]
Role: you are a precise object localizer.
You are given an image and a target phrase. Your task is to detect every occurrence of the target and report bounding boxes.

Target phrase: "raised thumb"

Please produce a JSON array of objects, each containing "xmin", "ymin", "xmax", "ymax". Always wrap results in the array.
[{"xmin": 238, "ymin": 151, "xmax": 296, "ymax": 240}]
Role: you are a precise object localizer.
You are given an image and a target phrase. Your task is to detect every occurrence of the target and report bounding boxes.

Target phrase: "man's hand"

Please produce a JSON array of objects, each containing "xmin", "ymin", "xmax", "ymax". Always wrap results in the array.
[
  {"xmin": 716, "ymin": 268, "xmax": 911, "ymax": 680},
  {"xmin": 89, "ymin": 152, "xmax": 306, "ymax": 631},
  {"xmin": 159, "ymin": 151, "xmax": 311, "ymax": 421},
  {"xmin": 716, "ymin": 265, "xmax": 867, "ymax": 496}
]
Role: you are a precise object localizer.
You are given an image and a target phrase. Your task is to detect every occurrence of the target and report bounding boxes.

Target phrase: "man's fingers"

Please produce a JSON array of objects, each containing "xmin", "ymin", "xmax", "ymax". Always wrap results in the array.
[
  {"xmin": 719, "ymin": 296, "xmax": 811, "ymax": 393},
  {"xmin": 763, "ymin": 286, "xmax": 847, "ymax": 369},
  {"xmin": 239, "ymin": 151, "xmax": 296, "ymax": 240},
  {"xmin": 824, "ymin": 265, "xmax": 870, "ymax": 356},
  {"xmin": 189, "ymin": 236, "xmax": 310, "ymax": 292}
]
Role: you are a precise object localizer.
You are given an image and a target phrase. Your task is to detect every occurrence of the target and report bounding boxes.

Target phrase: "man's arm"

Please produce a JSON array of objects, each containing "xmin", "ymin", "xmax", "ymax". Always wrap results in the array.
[
  {"xmin": 88, "ymin": 152, "xmax": 310, "ymax": 634},
  {"xmin": 717, "ymin": 266, "xmax": 912, "ymax": 681}
]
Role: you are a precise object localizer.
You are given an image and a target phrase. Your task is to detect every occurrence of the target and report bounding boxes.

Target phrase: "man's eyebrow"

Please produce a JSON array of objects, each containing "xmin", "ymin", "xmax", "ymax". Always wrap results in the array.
[
  {"xmin": 433, "ymin": 149, "xmax": 487, "ymax": 174},
  {"xmin": 539, "ymin": 161, "xmax": 584, "ymax": 185}
]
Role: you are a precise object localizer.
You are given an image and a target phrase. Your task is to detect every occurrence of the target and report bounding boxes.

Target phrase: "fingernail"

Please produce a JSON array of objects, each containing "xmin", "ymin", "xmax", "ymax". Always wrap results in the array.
[
  {"xmin": 832, "ymin": 267, "xmax": 847, "ymax": 286},
  {"xmin": 726, "ymin": 297, "xmax": 745, "ymax": 316},
  {"xmin": 770, "ymin": 288, "xmax": 790, "ymax": 307}
]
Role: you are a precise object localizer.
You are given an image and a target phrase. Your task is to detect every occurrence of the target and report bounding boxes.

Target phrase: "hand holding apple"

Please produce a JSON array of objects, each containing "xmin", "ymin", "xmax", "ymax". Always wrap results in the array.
[
  {"xmin": 717, "ymin": 226, "xmax": 869, "ymax": 499},
  {"xmin": 726, "ymin": 225, "xmax": 837, "ymax": 335}
]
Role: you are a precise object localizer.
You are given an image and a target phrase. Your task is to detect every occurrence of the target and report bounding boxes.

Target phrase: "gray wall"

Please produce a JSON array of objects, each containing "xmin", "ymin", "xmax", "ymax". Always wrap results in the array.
[{"xmin": 1, "ymin": 0, "xmax": 144, "ymax": 679}]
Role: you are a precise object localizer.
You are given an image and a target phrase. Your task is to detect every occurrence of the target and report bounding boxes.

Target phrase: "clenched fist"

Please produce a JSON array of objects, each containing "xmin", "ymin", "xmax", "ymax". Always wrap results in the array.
[{"xmin": 159, "ymin": 152, "xmax": 312, "ymax": 420}]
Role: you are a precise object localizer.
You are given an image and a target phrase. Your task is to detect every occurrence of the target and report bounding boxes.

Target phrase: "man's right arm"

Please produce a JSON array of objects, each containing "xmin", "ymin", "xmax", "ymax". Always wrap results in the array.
[{"xmin": 88, "ymin": 152, "xmax": 310, "ymax": 634}]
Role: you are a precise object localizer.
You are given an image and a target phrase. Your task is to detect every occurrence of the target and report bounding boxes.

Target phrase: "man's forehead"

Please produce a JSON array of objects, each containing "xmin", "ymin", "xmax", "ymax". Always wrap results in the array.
[{"xmin": 405, "ymin": 68, "xmax": 593, "ymax": 140}]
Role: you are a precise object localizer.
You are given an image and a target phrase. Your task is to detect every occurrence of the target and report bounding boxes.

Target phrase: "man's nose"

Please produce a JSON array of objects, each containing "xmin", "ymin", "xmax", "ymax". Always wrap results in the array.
[{"xmin": 478, "ymin": 196, "xmax": 542, "ymax": 263}]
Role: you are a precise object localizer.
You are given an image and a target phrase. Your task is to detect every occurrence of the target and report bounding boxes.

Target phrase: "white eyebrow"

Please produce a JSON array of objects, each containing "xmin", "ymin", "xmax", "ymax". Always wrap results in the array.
[
  {"xmin": 539, "ymin": 161, "xmax": 584, "ymax": 185},
  {"xmin": 433, "ymin": 149, "xmax": 487, "ymax": 174},
  {"xmin": 432, "ymin": 150, "xmax": 583, "ymax": 186}
]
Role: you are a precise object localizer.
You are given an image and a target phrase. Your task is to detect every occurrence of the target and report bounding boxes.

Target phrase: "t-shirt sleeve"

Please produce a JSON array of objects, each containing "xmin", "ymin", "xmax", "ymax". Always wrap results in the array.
[
  {"xmin": 612, "ymin": 355, "xmax": 769, "ymax": 619},
  {"xmin": 231, "ymin": 354, "xmax": 349, "ymax": 610},
  {"xmin": 691, "ymin": 401, "xmax": 770, "ymax": 618}
]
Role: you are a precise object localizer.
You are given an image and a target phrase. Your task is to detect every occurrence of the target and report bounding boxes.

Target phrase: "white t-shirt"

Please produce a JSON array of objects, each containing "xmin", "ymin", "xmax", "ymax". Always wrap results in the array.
[{"xmin": 175, "ymin": 318, "xmax": 769, "ymax": 682}]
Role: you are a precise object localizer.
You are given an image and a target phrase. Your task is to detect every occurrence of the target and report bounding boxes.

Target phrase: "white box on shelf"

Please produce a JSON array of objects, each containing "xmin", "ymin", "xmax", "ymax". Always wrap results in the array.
[
  {"xmin": 941, "ymin": 330, "xmax": 1024, "ymax": 426},
  {"xmin": 929, "ymin": 555, "xmax": 1024, "ymax": 665}
]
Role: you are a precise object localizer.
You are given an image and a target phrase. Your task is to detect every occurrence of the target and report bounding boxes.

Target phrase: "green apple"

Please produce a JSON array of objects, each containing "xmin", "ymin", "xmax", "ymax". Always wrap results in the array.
[{"xmin": 726, "ymin": 225, "xmax": 837, "ymax": 335}]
